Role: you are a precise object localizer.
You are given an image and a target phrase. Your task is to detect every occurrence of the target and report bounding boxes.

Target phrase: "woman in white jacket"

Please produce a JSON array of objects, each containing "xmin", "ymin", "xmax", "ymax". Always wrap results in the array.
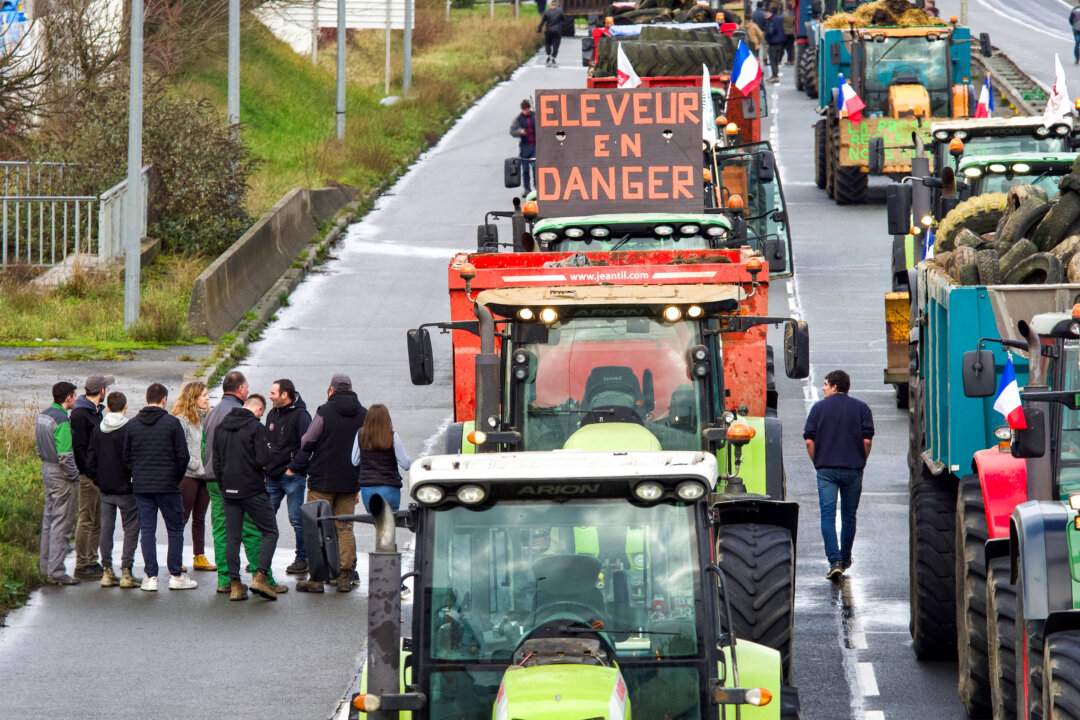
[{"xmin": 172, "ymin": 381, "xmax": 215, "ymax": 572}]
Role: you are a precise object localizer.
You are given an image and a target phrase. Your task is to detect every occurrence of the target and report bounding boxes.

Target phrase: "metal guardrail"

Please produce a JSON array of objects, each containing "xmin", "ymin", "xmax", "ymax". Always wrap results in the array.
[
  {"xmin": 0, "ymin": 162, "xmax": 150, "ymax": 267},
  {"xmin": 973, "ymin": 45, "xmax": 1049, "ymax": 118}
]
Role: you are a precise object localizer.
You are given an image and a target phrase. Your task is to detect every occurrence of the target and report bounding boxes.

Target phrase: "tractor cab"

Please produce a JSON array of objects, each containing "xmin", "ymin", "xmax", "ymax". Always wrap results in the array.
[
  {"xmin": 852, "ymin": 27, "xmax": 955, "ymax": 119},
  {"xmin": 532, "ymin": 213, "xmax": 735, "ymax": 254},
  {"xmin": 930, "ymin": 117, "xmax": 1077, "ymax": 176},
  {"xmin": 957, "ymin": 153, "xmax": 1078, "ymax": 200},
  {"xmin": 302, "ymin": 451, "xmax": 787, "ymax": 719}
]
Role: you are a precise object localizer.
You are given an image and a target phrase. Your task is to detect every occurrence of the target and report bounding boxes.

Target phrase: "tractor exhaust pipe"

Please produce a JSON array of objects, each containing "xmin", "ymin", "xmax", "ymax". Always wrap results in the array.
[
  {"xmin": 473, "ymin": 302, "xmax": 500, "ymax": 452},
  {"xmin": 366, "ymin": 492, "xmax": 401, "ymax": 720}
]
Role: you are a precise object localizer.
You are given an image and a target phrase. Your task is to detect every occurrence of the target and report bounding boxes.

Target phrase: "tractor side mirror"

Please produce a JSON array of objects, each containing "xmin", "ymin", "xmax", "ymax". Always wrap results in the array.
[
  {"xmin": 868, "ymin": 137, "xmax": 885, "ymax": 175},
  {"xmin": 763, "ymin": 236, "xmax": 787, "ymax": 273},
  {"xmin": 504, "ymin": 157, "xmax": 522, "ymax": 188},
  {"xmin": 301, "ymin": 500, "xmax": 339, "ymax": 582},
  {"xmin": 886, "ymin": 183, "xmax": 912, "ymax": 236},
  {"xmin": 756, "ymin": 150, "xmax": 775, "ymax": 183},
  {"xmin": 979, "ymin": 32, "xmax": 992, "ymax": 58},
  {"xmin": 961, "ymin": 349, "xmax": 997, "ymax": 397},
  {"xmin": 1011, "ymin": 408, "xmax": 1045, "ymax": 459},
  {"xmin": 742, "ymin": 97, "xmax": 759, "ymax": 120},
  {"xmin": 642, "ymin": 368, "xmax": 655, "ymax": 414},
  {"xmin": 784, "ymin": 320, "xmax": 810, "ymax": 379},
  {"xmin": 407, "ymin": 328, "xmax": 434, "ymax": 385},
  {"xmin": 477, "ymin": 223, "xmax": 499, "ymax": 253}
]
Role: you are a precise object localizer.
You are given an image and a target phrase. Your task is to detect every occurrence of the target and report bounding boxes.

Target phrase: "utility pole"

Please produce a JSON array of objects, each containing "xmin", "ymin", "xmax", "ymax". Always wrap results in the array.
[
  {"xmin": 403, "ymin": 0, "xmax": 412, "ymax": 91},
  {"xmin": 228, "ymin": 0, "xmax": 239, "ymax": 126},
  {"xmin": 384, "ymin": 0, "xmax": 391, "ymax": 96},
  {"xmin": 960, "ymin": 0, "xmax": 968, "ymax": 26},
  {"xmin": 337, "ymin": 0, "xmax": 345, "ymax": 138},
  {"xmin": 124, "ymin": 0, "xmax": 144, "ymax": 328},
  {"xmin": 312, "ymin": 0, "xmax": 319, "ymax": 65}
]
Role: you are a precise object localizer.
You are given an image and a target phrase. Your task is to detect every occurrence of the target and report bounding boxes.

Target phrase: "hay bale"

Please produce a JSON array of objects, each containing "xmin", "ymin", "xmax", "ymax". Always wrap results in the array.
[{"xmin": 822, "ymin": 0, "xmax": 947, "ymax": 29}]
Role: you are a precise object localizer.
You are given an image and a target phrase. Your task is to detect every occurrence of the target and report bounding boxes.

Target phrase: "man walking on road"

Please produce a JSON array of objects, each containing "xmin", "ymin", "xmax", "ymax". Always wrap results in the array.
[
  {"xmin": 803, "ymin": 370, "xmax": 874, "ymax": 580},
  {"xmin": 537, "ymin": 0, "xmax": 566, "ymax": 65},
  {"xmin": 764, "ymin": 9, "xmax": 786, "ymax": 83},
  {"xmin": 70, "ymin": 374, "xmax": 113, "ymax": 580},
  {"xmin": 265, "ymin": 379, "xmax": 311, "ymax": 575},
  {"xmin": 213, "ymin": 396, "xmax": 280, "ymax": 601},
  {"xmin": 296, "ymin": 373, "xmax": 367, "ymax": 593},
  {"xmin": 204, "ymin": 371, "xmax": 287, "ymax": 594},
  {"xmin": 36, "ymin": 381, "xmax": 80, "ymax": 585},
  {"xmin": 123, "ymin": 383, "xmax": 197, "ymax": 591},
  {"xmin": 510, "ymin": 99, "xmax": 537, "ymax": 199},
  {"xmin": 1070, "ymin": 1, "xmax": 1080, "ymax": 64}
]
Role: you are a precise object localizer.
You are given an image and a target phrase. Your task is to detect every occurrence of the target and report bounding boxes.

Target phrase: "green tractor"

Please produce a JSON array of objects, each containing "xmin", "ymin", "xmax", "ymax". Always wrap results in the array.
[{"xmin": 302, "ymin": 450, "xmax": 798, "ymax": 718}]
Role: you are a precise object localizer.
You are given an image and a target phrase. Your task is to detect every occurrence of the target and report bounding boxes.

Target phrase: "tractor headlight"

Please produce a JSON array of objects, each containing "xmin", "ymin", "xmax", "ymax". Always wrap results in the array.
[
  {"xmin": 934, "ymin": 130, "xmax": 950, "ymax": 141},
  {"xmin": 415, "ymin": 485, "xmax": 445, "ymax": 505},
  {"xmin": 564, "ymin": 227, "xmax": 585, "ymax": 238},
  {"xmin": 687, "ymin": 305, "xmax": 704, "ymax": 319},
  {"xmin": 679, "ymin": 224, "xmax": 700, "ymax": 235},
  {"xmin": 537, "ymin": 231, "xmax": 558, "ymax": 243},
  {"xmin": 634, "ymin": 482, "xmax": 664, "ymax": 502},
  {"xmin": 676, "ymin": 481, "xmax": 706, "ymax": 500},
  {"xmin": 1012, "ymin": 163, "xmax": 1031, "ymax": 173},
  {"xmin": 632, "ymin": 553, "xmax": 646, "ymax": 569},
  {"xmin": 954, "ymin": 130, "xmax": 969, "ymax": 140},
  {"xmin": 517, "ymin": 308, "xmax": 535, "ymax": 321},
  {"xmin": 1055, "ymin": 123, "xmax": 1071, "ymax": 136},
  {"xmin": 663, "ymin": 305, "xmax": 682, "ymax": 322},
  {"xmin": 654, "ymin": 225, "xmax": 674, "ymax": 237},
  {"xmin": 963, "ymin": 167, "xmax": 982, "ymax": 178},
  {"xmin": 456, "ymin": 485, "xmax": 487, "ymax": 505},
  {"xmin": 988, "ymin": 163, "xmax": 1006, "ymax": 173},
  {"xmin": 1036, "ymin": 126, "xmax": 1051, "ymax": 137},
  {"xmin": 706, "ymin": 225, "xmax": 726, "ymax": 236},
  {"xmin": 589, "ymin": 227, "xmax": 610, "ymax": 238},
  {"xmin": 539, "ymin": 307, "xmax": 559, "ymax": 324},
  {"xmin": 994, "ymin": 425, "xmax": 1011, "ymax": 441}
]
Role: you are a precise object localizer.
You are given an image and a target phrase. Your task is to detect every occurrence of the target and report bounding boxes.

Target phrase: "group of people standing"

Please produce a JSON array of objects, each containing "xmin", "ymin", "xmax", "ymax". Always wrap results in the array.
[{"xmin": 35, "ymin": 370, "xmax": 411, "ymax": 601}]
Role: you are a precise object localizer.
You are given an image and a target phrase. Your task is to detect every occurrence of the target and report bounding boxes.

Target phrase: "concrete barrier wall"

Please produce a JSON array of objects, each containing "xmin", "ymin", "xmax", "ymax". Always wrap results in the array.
[{"xmin": 187, "ymin": 186, "xmax": 356, "ymax": 339}]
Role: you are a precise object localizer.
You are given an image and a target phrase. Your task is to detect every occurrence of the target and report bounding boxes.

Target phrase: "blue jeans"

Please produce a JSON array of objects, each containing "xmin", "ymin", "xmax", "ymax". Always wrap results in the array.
[
  {"xmin": 816, "ymin": 468, "xmax": 863, "ymax": 564},
  {"xmin": 360, "ymin": 486, "xmax": 401, "ymax": 515},
  {"xmin": 266, "ymin": 472, "xmax": 306, "ymax": 562},
  {"xmin": 1074, "ymin": 31, "xmax": 1080, "ymax": 63},
  {"xmin": 135, "ymin": 491, "xmax": 185, "ymax": 577},
  {"xmin": 519, "ymin": 143, "xmax": 536, "ymax": 194}
]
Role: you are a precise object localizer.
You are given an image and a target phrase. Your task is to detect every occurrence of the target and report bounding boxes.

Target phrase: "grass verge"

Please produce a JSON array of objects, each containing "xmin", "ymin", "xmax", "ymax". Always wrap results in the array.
[{"xmin": 0, "ymin": 408, "xmax": 42, "ymax": 623}]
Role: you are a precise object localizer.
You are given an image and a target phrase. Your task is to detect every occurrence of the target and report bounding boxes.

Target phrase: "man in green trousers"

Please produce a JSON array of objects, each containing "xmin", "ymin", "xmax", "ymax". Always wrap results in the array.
[{"xmin": 203, "ymin": 371, "xmax": 286, "ymax": 594}]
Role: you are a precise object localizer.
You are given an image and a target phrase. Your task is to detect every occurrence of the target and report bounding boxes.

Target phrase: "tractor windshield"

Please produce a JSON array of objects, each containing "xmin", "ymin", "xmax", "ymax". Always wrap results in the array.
[
  {"xmin": 425, "ymin": 499, "xmax": 705, "ymax": 718},
  {"xmin": 1054, "ymin": 340, "xmax": 1080, "ymax": 500},
  {"xmin": 968, "ymin": 164, "xmax": 1072, "ymax": 197},
  {"xmin": 513, "ymin": 316, "xmax": 710, "ymax": 451},
  {"xmin": 862, "ymin": 36, "xmax": 950, "ymax": 116},
  {"xmin": 713, "ymin": 141, "xmax": 792, "ymax": 277},
  {"xmin": 548, "ymin": 228, "xmax": 721, "ymax": 253}
]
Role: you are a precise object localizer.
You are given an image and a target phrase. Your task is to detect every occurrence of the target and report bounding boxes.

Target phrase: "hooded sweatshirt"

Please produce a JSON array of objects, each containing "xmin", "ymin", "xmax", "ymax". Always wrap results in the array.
[
  {"xmin": 70, "ymin": 395, "xmax": 103, "ymax": 475},
  {"xmin": 264, "ymin": 394, "xmax": 312, "ymax": 478},
  {"xmin": 123, "ymin": 405, "xmax": 189, "ymax": 494},
  {"xmin": 212, "ymin": 407, "xmax": 272, "ymax": 500},
  {"xmin": 202, "ymin": 393, "xmax": 243, "ymax": 480},
  {"xmin": 88, "ymin": 412, "xmax": 132, "ymax": 494},
  {"xmin": 301, "ymin": 390, "xmax": 367, "ymax": 493}
]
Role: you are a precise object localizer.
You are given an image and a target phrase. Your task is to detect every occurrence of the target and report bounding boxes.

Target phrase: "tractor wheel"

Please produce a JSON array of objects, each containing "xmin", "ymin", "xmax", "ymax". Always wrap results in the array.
[
  {"xmin": 907, "ymin": 374, "xmax": 924, "ymax": 490},
  {"xmin": 996, "ymin": 200, "xmax": 1052, "ymax": 247},
  {"xmin": 1033, "ymin": 191, "xmax": 1080, "ymax": 251},
  {"xmin": 1043, "ymin": 630, "xmax": 1080, "ymax": 720},
  {"xmin": 895, "ymin": 382, "xmax": 909, "ymax": 409},
  {"xmin": 998, "ymin": 239, "xmax": 1039, "ymax": 279},
  {"xmin": 936, "ymin": 193, "xmax": 1007, "ymax": 253},
  {"xmin": 793, "ymin": 45, "xmax": 804, "ymax": 92},
  {"xmin": 1016, "ymin": 562, "xmax": 1045, "ymax": 720},
  {"xmin": 986, "ymin": 556, "xmax": 1017, "ymax": 720},
  {"xmin": 910, "ymin": 477, "xmax": 958, "ymax": 660},
  {"xmin": 956, "ymin": 475, "xmax": 992, "ymax": 717},
  {"xmin": 826, "ymin": 119, "xmax": 838, "ymax": 199},
  {"xmin": 976, "ymin": 249, "xmax": 1001, "ymax": 285},
  {"xmin": 834, "ymin": 165, "xmax": 868, "ymax": 205},
  {"xmin": 715, "ymin": 523, "xmax": 795, "ymax": 686},
  {"xmin": 814, "ymin": 119, "xmax": 827, "ymax": 189},
  {"xmin": 1001, "ymin": 252, "xmax": 1065, "ymax": 285}
]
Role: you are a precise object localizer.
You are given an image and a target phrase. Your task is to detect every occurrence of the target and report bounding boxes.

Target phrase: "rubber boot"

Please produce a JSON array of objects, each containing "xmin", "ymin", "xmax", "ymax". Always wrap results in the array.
[
  {"xmin": 250, "ymin": 571, "xmax": 277, "ymax": 601},
  {"xmin": 230, "ymin": 579, "xmax": 248, "ymax": 601}
]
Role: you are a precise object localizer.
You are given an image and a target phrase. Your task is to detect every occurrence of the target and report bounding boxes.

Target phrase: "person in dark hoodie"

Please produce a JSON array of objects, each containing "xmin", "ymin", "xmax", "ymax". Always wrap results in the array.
[
  {"xmin": 265, "ymin": 379, "xmax": 311, "ymax": 575},
  {"xmin": 203, "ymin": 371, "xmax": 286, "ymax": 595},
  {"xmin": 123, "ymin": 383, "xmax": 196, "ymax": 592},
  {"xmin": 87, "ymin": 391, "xmax": 141, "ymax": 589},
  {"xmin": 70, "ymin": 374, "xmax": 113, "ymax": 580},
  {"xmin": 537, "ymin": 0, "xmax": 566, "ymax": 65},
  {"xmin": 296, "ymin": 373, "xmax": 367, "ymax": 593},
  {"xmin": 213, "ymin": 396, "xmax": 279, "ymax": 601}
]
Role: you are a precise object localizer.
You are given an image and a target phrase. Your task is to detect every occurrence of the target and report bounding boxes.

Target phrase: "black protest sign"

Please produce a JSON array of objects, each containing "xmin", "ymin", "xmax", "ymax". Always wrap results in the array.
[{"xmin": 534, "ymin": 88, "xmax": 703, "ymax": 217}]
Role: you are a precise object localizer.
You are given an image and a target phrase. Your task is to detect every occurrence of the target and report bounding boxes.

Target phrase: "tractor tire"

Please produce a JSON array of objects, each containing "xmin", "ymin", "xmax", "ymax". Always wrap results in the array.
[
  {"xmin": 976, "ymin": 250, "xmax": 1001, "ymax": 285},
  {"xmin": 998, "ymin": 239, "xmax": 1039, "ymax": 279},
  {"xmin": 957, "ymin": 262, "xmax": 980, "ymax": 286},
  {"xmin": 956, "ymin": 475, "xmax": 992, "ymax": 717},
  {"xmin": 1033, "ymin": 192, "xmax": 1080, "ymax": 252},
  {"xmin": 936, "ymin": 193, "xmax": 1007, "ymax": 253},
  {"xmin": 1016, "ymin": 563, "xmax": 1045, "ymax": 720},
  {"xmin": 814, "ymin": 119, "xmax": 827, "ymax": 189},
  {"xmin": 1006, "ymin": 183, "xmax": 1049, "ymax": 213},
  {"xmin": 793, "ymin": 46, "xmax": 804, "ymax": 91},
  {"xmin": 956, "ymin": 228, "xmax": 989, "ymax": 250},
  {"xmin": 797, "ymin": 41, "xmax": 816, "ymax": 97},
  {"xmin": 910, "ymin": 477, "xmax": 959, "ymax": 660},
  {"xmin": 1043, "ymin": 630, "xmax": 1080, "ymax": 720},
  {"xmin": 908, "ymin": 374, "xmax": 924, "ymax": 490},
  {"xmin": 834, "ymin": 165, "xmax": 868, "ymax": 205},
  {"xmin": 600, "ymin": 39, "xmax": 735, "ymax": 77},
  {"xmin": 826, "ymin": 118, "xmax": 838, "ymax": 199},
  {"xmin": 1001, "ymin": 252, "xmax": 1065, "ymax": 285},
  {"xmin": 986, "ymin": 556, "xmax": 1017, "ymax": 720},
  {"xmin": 895, "ymin": 382, "xmax": 909, "ymax": 409},
  {"xmin": 781, "ymin": 685, "xmax": 801, "ymax": 719},
  {"xmin": 996, "ymin": 200, "xmax": 1051, "ymax": 247},
  {"xmin": 715, "ymin": 523, "xmax": 795, "ymax": 685}
]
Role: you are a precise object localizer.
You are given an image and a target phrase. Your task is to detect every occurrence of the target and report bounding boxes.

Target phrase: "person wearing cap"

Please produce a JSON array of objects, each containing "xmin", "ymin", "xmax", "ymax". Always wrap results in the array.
[
  {"xmin": 36, "ymin": 381, "xmax": 80, "ymax": 585},
  {"xmin": 296, "ymin": 373, "xmax": 367, "ymax": 593},
  {"xmin": 203, "ymin": 371, "xmax": 288, "ymax": 595},
  {"xmin": 70, "ymin": 373, "xmax": 114, "ymax": 580},
  {"xmin": 509, "ymin": 99, "xmax": 537, "ymax": 199}
]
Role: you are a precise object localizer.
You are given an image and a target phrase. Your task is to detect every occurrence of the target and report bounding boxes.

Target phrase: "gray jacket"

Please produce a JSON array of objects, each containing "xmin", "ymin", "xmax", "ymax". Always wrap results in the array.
[
  {"xmin": 35, "ymin": 403, "xmax": 78, "ymax": 483},
  {"xmin": 178, "ymin": 415, "xmax": 207, "ymax": 479},
  {"xmin": 202, "ymin": 393, "xmax": 243, "ymax": 480}
]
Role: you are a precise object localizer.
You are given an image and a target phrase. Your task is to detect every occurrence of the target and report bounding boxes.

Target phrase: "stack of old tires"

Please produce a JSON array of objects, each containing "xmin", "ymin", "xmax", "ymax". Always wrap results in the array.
[
  {"xmin": 603, "ymin": 0, "xmax": 716, "ymax": 24},
  {"xmin": 594, "ymin": 25, "xmax": 736, "ymax": 78},
  {"xmin": 930, "ymin": 160, "xmax": 1080, "ymax": 286}
]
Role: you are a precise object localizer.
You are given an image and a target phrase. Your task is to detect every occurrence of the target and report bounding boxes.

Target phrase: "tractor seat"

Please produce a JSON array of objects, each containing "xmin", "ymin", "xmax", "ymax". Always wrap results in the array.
[
  {"xmin": 532, "ymin": 554, "xmax": 605, "ymax": 613},
  {"xmin": 581, "ymin": 366, "xmax": 643, "ymax": 413}
]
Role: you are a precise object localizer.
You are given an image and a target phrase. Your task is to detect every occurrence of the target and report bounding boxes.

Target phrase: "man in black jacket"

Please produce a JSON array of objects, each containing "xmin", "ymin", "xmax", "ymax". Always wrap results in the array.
[
  {"xmin": 123, "ymin": 383, "xmax": 196, "ymax": 592},
  {"xmin": 296, "ymin": 373, "xmax": 367, "ymax": 593},
  {"xmin": 70, "ymin": 374, "xmax": 112, "ymax": 579},
  {"xmin": 537, "ymin": 0, "xmax": 566, "ymax": 65},
  {"xmin": 266, "ymin": 379, "xmax": 311, "ymax": 575},
  {"xmin": 213, "ymin": 397, "xmax": 279, "ymax": 601},
  {"xmin": 87, "ymin": 391, "xmax": 141, "ymax": 589}
]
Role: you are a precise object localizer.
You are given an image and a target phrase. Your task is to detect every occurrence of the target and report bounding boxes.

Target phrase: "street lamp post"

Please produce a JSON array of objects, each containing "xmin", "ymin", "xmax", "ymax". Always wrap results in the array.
[
  {"xmin": 228, "ymin": 0, "xmax": 239, "ymax": 126},
  {"xmin": 124, "ymin": 0, "xmax": 144, "ymax": 328},
  {"xmin": 337, "ymin": 0, "xmax": 346, "ymax": 138}
]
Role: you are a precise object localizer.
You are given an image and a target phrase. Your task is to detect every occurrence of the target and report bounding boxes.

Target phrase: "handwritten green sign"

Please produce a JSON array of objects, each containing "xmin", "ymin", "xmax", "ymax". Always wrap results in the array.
[{"xmin": 839, "ymin": 118, "xmax": 934, "ymax": 169}]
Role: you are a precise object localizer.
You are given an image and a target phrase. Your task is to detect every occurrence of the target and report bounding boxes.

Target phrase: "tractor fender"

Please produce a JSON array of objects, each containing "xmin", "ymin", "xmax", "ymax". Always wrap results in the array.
[
  {"xmin": 1009, "ymin": 500, "xmax": 1073, "ymax": 622},
  {"xmin": 720, "ymin": 641, "xmax": 782, "ymax": 720},
  {"xmin": 984, "ymin": 537, "xmax": 1010, "ymax": 573},
  {"xmin": 764, "ymin": 416, "xmax": 785, "ymax": 501},
  {"xmin": 973, "ymin": 447, "xmax": 1027, "ymax": 540},
  {"xmin": 445, "ymin": 421, "xmax": 477, "ymax": 455},
  {"xmin": 719, "ymin": 416, "xmax": 768, "ymax": 496},
  {"xmin": 713, "ymin": 499, "xmax": 799, "ymax": 551},
  {"xmin": 1045, "ymin": 609, "xmax": 1080, "ymax": 639}
]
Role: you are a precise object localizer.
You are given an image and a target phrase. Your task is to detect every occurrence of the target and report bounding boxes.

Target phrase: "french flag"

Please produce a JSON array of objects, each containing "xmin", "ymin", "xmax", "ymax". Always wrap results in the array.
[
  {"xmin": 731, "ymin": 40, "xmax": 761, "ymax": 95},
  {"xmin": 993, "ymin": 355, "xmax": 1027, "ymax": 429},
  {"xmin": 921, "ymin": 225, "xmax": 935, "ymax": 261},
  {"xmin": 838, "ymin": 74, "xmax": 865, "ymax": 124},
  {"xmin": 974, "ymin": 76, "xmax": 994, "ymax": 118}
]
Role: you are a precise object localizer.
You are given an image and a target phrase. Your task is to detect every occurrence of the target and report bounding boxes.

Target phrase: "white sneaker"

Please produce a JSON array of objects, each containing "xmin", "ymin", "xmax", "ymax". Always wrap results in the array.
[
  {"xmin": 169, "ymin": 573, "xmax": 198, "ymax": 590},
  {"xmin": 141, "ymin": 576, "xmax": 158, "ymax": 592}
]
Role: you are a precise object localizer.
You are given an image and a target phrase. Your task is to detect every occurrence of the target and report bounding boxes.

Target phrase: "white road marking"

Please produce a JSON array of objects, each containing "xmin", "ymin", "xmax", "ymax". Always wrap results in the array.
[
  {"xmin": 857, "ymin": 662, "xmax": 881, "ymax": 696},
  {"xmin": 864, "ymin": 712, "xmax": 886, "ymax": 720},
  {"xmin": 976, "ymin": 0, "xmax": 1071, "ymax": 42},
  {"xmin": 421, "ymin": 413, "xmax": 454, "ymax": 456}
]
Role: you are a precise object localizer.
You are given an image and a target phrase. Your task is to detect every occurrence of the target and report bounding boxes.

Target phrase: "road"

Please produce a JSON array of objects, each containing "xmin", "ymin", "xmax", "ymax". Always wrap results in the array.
[{"xmin": 0, "ymin": 3, "xmax": 1072, "ymax": 716}]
